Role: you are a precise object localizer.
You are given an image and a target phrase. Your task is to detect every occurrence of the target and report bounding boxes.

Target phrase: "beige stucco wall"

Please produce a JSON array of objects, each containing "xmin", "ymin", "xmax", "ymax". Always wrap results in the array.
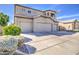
[
  {"xmin": 59, "ymin": 22, "xmax": 74, "ymax": 31},
  {"xmin": 33, "ymin": 17, "xmax": 53, "ymax": 23},
  {"xmin": 15, "ymin": 5, "xmax": 43, "ymax": 17}
]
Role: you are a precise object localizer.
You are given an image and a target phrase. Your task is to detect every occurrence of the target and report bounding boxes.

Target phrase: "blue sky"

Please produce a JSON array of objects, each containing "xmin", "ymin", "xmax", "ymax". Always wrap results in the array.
[{"xmin": 0, "ymin": 4, "xmax": 79, "ymax": 24}]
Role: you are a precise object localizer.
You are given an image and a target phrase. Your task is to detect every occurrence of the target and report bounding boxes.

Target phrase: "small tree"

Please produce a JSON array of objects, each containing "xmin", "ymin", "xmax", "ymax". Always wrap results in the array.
[
  {"xmin": 0, "ymin": 13, "xmax": 9, "ymax": 26},
  {"xmin": 0, "ymin": 13, "xmax": 9, "ymax": 34}
]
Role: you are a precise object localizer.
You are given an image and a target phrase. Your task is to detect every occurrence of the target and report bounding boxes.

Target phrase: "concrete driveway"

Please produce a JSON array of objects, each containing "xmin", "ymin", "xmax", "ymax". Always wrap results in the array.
[{"xmin": 16, "ymin": 31, "xmax": 79, "ymax": 55}]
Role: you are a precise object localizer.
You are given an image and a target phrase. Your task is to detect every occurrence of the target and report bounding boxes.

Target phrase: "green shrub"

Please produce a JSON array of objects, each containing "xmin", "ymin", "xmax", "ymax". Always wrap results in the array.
[
  {"xmin": 3, "ymin": 25, "xmax": 21, "ymax": 36},
  {"xmin": 72, "ymin": 30, "xmax": 79, "ymax": 32}
]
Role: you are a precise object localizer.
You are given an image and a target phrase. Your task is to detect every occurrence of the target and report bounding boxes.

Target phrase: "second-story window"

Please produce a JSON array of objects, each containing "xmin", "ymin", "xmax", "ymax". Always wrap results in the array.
[
  {"xmin": 51, "ymin": 13, "xmax": 54, "ymax": 17},
  {"xmin": 28, "ymin": 10, "xmax": 31, "ymax": 14}
]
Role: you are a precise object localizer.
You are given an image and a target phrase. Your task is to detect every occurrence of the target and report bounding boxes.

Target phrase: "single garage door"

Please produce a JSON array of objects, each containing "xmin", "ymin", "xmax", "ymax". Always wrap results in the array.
[
  {"xmin": 34, "ymin": 23, "xmax": 51, "ymax": 32},
  {"xmin": 20, "ymin": 23, "xmax": 32, "ymax": 33}
]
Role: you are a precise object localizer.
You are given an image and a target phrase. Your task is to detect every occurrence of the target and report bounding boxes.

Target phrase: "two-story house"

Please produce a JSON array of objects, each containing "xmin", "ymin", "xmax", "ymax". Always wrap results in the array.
[{"xmin": 14, "ymin": 4, "xmax": 58, "ymax": 33}]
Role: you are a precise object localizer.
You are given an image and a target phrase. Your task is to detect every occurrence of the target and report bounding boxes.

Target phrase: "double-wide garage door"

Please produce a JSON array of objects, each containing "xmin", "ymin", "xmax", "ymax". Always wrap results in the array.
[{"xmin": 34, "ymin": 23, "xmax": 51, "ymax": 32}]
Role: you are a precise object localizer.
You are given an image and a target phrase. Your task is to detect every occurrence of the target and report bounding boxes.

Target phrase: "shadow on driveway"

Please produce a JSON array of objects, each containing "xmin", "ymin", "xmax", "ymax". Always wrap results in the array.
[
  {"xmin": 24, "ymin": 31, "xmax": 76, "ymax": 37},
  {"xmin": 18, "ymin": 44, "xmax": 36, "ymax": 54},
  {"xmin": 23, "ymin": 37, "xmax": 32, "ymax": 43},
  {"xmin": 52, "ymin": 31, "xmax": 76, "ymax": 36}
]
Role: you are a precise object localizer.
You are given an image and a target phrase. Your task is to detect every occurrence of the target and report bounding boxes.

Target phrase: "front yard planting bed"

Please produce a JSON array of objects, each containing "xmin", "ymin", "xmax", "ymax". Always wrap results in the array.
[{"xmin": 0, "ymin": 35, "xmax": 24, "ymax": 55}]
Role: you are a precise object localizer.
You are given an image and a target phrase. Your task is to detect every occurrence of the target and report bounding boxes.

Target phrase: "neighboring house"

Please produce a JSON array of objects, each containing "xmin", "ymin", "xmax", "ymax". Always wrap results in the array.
[
  {"xmin": 73, "ymin": 20, "xmax": 79, "ymax": 30},
  {"xmin": 14, "ymin": 4, "xmax": 58, "ymax": 33},
  {"xmin": 58, "ymin": 19, "xmax": 79, "ymax": 31}
]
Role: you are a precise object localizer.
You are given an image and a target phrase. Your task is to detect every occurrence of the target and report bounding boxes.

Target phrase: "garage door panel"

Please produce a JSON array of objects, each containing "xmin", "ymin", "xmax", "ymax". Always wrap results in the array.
[
  {"xmin": 52, "ymin": 24, "xmax": 57, "ymax": 32},
  {"xmin": 34, "ymin": 23, "xmax": 51, "ymax": 32},
  {"xmin": 21, "ymin": 23, "xmax": 32, "ymax": 33}
]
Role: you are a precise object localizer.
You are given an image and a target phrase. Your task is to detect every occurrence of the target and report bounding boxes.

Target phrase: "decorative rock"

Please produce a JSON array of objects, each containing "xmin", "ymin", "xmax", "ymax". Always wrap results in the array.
[{"xmin": 0, "ymin": 36, "xmax": 24, "ymax": 55}]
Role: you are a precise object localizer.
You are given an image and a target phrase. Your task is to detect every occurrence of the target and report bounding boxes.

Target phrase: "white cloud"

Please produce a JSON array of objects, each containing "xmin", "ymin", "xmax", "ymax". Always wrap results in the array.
[{"xmin": 57, "ymin": 14, "xmax": 79, "ymax": 19}]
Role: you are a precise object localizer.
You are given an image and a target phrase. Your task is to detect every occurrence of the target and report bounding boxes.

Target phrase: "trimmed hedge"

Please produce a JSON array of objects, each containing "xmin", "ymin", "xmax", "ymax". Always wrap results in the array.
[{"xmin": 3, "ymin": 25, "xmax": 21, "ymax": 36}]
